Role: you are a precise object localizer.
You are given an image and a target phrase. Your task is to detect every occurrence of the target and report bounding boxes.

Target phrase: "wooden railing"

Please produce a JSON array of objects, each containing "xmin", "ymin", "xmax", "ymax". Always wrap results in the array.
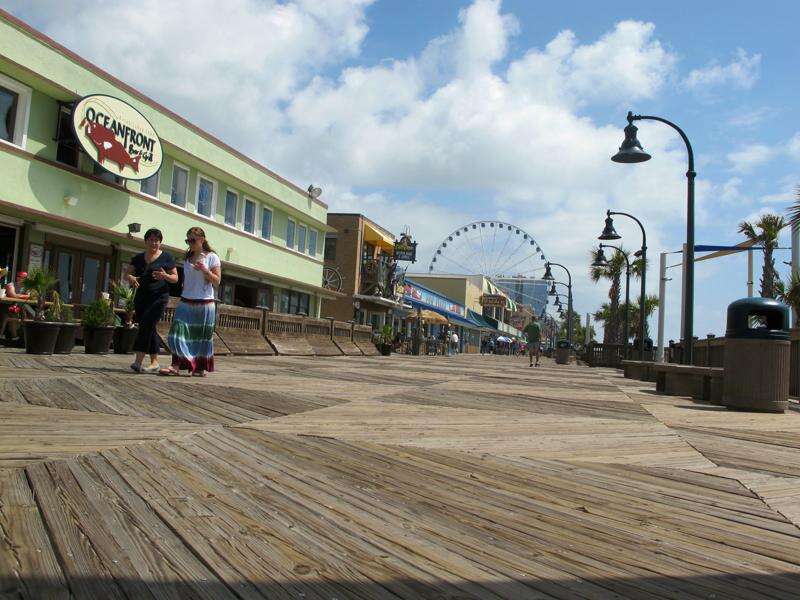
[
  {"xmin": 669, "ymin": 337, "xmax": 724, "ymax": 367},
  {"xmin": 586, "ymin": 342, "xmax": 626, "ymax": 368}
]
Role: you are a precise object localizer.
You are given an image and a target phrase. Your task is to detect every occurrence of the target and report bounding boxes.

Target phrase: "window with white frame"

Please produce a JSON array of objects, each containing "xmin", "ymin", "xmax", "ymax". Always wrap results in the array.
[
  {"xmin": 195, "ymin": 175, "xmax": 216, "ymax": 218},
  {"xmin": 286, "ymin": 219, "xmax": 295, "ymax": 248},
  {"xmin": 170, "ymin": 164, "xmax": 189, "ymax": 207},
  {"xmin": 243, "ymin": 198, "xmax": 256, "ymax": 234},
  {"xmin": 296, "ymin": 224, "xmax": 307, "ymax": 253},
  {"xmin": 140, "ymin": 171, "xmax": 159, "ymax": 197},
  {"xmin": 261, "ymin": 206, "xmax": 272, "ymax": 240},
  {"xmin": 307, "ymin": 229, "xmax": 318, "ymax": 256},
  {"xmin": 0, "ymin": 74, "xmax": 31, "ymax": 148},
  {"xmin": 224, "ymin": 190, "xmax": 238, "ymax": 226}
]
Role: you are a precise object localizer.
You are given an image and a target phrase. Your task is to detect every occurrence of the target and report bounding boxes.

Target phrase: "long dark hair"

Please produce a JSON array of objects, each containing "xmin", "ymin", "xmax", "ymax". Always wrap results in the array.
[{"xmin": 184, "ymin": 227, "xmax": 215, "ymax": 261}]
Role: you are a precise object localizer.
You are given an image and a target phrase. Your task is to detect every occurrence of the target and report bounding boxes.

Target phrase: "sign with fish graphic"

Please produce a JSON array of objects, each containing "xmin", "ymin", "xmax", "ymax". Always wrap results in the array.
[{"xmin": 72, "ymin": 95, "xmax": 162, "ymax": 181}]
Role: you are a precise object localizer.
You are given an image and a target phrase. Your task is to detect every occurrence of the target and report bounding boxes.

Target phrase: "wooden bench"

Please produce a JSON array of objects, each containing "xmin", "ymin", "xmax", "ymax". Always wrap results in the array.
[
  {"xmin": 332, "ymin": 320, "xmax": 363, "ymax": 356},
  {"xmin": 353, "ymin": 324, "xmax": 380, "ymax": 356},
  {"xmin": 304, "ymin": 317, "xmax": 343, "ymax": 356},
  {"xmin": 263, "ymin": 312, "xmax": 313, "ymax": 356},
  {"xmin": 621, "ymin": 360, "xmax": 657, "ymax": 382},
  {"xmin": 653, "ymin": 363, "xmax": 724, "ymax": 404},
  {"xmin": 216, "ymin": 305, "xmax": 274, "ymax": 355}
]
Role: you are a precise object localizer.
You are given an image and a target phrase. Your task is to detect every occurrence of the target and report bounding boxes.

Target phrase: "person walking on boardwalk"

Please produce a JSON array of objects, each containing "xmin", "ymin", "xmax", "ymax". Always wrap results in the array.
[
  {"xmin": 159, "ymin": 227, "xmax": 221, "ymax": 377},
  {"xmin": 127, "ymin": 228, "xmax": 178, "ymax": 373},
  {"xmin": 523, "ymin": 316, "xmax": 542, "ymax": 367}
]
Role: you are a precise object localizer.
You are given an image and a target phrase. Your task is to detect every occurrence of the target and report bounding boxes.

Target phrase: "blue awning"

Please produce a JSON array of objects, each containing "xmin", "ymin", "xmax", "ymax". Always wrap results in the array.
[{"xmin": 467, "ymin": 309, "xmax": 499, "ymax": 331}]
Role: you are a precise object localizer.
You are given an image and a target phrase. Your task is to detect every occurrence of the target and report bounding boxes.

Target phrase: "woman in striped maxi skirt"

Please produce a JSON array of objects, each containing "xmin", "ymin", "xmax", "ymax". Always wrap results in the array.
[{"xmin": 160, "ymin": 227, "xmax": 221, "ymax": 377}]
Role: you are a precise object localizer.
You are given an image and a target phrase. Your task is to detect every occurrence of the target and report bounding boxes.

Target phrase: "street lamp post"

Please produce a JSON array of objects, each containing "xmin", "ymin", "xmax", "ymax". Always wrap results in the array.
[
  {"xmin": 543, "ymin": 262, "xmax": 573, "ymax": 347},
  {"xmin": 612, "ymin": 111, "xmax": 695, "ymax": 364},
  {"xmin": 599, "ymin": 209, "xmax": 648, "ymax": 359},
  {"xmin": 593, "ymin": 245, "xmax": 631, "ymax": 358}
]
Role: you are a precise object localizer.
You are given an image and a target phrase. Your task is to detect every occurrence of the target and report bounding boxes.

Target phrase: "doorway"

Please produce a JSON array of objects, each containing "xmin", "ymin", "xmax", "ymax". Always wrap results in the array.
[
  {"xmin": 0, "ymin": 224, "xmax": 19, "ymax": 286},
  {"xmin": 50, "ymin": 246, "xmax": 110, "ymax": 304}
]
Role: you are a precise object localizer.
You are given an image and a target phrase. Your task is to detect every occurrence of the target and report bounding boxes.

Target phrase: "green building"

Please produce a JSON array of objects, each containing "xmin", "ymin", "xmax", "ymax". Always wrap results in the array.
[{"xmin": 0, "ymin": 10, "xmax": 336, "ymax": 316}]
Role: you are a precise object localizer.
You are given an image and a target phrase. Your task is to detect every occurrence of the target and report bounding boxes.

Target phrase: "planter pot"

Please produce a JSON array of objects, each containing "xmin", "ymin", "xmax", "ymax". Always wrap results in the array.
[
  {"xmin": 83, "ymin": 325, "xmax": 115, "ymax": 354},
  {"xmin": 54, "ymin": 323, "xmax": 79, "ymax": 354},
  {"xmin": 378, "ymin": 343, "xmax": 392, "ymax": 356},
  {"xmin": 113, "ymin": 325, "xmax": 139, "ymax": 354},
  {"xmin": 23, "ymin": 320, "xmax": 61, "ymax": 355}
]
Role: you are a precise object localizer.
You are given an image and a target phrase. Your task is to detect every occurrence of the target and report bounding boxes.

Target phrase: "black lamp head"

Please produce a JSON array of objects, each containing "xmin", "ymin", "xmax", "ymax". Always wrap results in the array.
[
  {"xmin": 543, "ymin": 263, "xmax": 554, "ymax": 281},
  {"xmin": 548, "ymin": 282, "xmax": 557, "ymax": 296},
  {"xmin": 591, "ymin": 247, "xmax": 608, "ymax": 268},
  {"xmin": 598, "ymin": 213, "xmax": 621, "ymax": 240},
  {"xmin": 611, "ymin": 112, "xmax": 651, "ymax": 164}
]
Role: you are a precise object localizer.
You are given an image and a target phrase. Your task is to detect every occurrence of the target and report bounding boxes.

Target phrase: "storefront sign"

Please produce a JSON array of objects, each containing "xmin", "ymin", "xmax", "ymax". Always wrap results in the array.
[
  {"xmin": 480, "ymin": 294, "xmax": 507, "ymax": 308},
  {"xmin": 27, "ymin": 243, "xmax": 43, "ymax": 272},
  {"xmin": 72, "ymin": 95, "xmax": 163, "ymax": 181},
  {"xmin": 403, "ymin": 283, "xmax": 465, "ymax": 316},
  {"xmin": 393, "ymin": 234, "xmax": 417, "ymax": 262}
]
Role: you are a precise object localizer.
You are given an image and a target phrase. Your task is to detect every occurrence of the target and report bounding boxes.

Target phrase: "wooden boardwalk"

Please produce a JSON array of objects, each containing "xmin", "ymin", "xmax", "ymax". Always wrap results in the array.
[{"xmin": 1, "ymin": 350, "xmax": 799, "ymax": 599}]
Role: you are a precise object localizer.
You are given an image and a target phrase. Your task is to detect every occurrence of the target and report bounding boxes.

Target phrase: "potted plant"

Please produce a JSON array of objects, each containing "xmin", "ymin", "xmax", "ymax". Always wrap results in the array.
[
  {"xmin": 82, "ymin": 297, "xmax": 117, "ymax": 354},
  {"xmin": 46, "ymin": 292, "xmax": 79, "ymax": 354},
  {"xmin": 375, "ymin": 324, "xmax": 393, "ymax": 356},
  {"xmin": 21, "ymin": 269, "xmax": 60, "ymax": 354},
  {"xmin": 110, "ymin": 281, "xmax": 138, "ymax": 354}
]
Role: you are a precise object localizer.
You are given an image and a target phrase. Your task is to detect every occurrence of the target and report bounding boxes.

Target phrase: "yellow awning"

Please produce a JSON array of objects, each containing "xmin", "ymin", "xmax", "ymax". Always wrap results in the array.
[{"xmin": 363, "ymin": 221, "xmax": 395, "ymax": 252}]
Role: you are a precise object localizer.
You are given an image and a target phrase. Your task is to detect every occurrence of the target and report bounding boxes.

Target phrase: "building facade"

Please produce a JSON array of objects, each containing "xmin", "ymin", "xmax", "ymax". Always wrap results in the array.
[
  {"xmin": 321, "ymin": 213, "xmax": 404, "ymax": 328},
  {"xmin": 0, "ymin": 11, "xmax": 336, "ymax": 314}
]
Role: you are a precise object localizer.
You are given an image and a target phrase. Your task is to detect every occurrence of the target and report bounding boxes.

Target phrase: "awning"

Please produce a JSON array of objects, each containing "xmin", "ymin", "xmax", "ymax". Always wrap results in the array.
[
  {"xmin": 467, "ymin": 309, "xmax": 499, "ymax": 331},
  {"xmin": 406, "ymin": 298, "xmax": 478, "ymax": 330},
  {"xmin": 363, "ymin": 221, "xmax": 395, "ymax": 252},
  {"xmin": 408, "ymin": 309, "xmax": 448, "ymax": 324}
]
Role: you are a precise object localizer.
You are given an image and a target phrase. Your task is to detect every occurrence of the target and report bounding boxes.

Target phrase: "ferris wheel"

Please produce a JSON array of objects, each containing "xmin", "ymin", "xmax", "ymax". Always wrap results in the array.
[{"xmin": 427, "ymin": 220, "xmax": 548, "ymax": 280}]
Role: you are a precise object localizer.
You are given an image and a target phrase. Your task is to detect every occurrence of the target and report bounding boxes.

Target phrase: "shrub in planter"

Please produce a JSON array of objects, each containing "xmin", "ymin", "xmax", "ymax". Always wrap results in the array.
[
  {"xmin": 375, "ymin": 324, "xmax": 394, "ymax": 356},
  {"xmin": 82, "ymin": 298, "xmax": 116, "ymax": 354},
  {"xmin": 47, "ymin": 293, "xmax": 78, "ymax": 355},
  {"xmin": 110, "ymin": 281, "xmax": 138, "ymax": 354},
  {"xmin": 21, "ymin": 269, "xmax": 59, "ymax": 355}
]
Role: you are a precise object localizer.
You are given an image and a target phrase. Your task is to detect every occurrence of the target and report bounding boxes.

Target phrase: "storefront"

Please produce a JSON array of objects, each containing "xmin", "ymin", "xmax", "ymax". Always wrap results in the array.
[
  {"xmin": 0, "ymin": 10, "xmax": 338, "ymax": 312},
  {"xmin": 403, "ymin": 278, "xmax": 483, "ymax": 353}
]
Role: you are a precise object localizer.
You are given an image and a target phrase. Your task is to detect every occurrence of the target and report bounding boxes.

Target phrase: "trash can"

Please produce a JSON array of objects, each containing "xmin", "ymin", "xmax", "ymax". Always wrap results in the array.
[
  {"xmin": 555, "ymin": 339, "xmax": 571, "ymax": 365},
  {"xmin": 723, "ymin": 298, "xmax": 790, "ymax": 412}
]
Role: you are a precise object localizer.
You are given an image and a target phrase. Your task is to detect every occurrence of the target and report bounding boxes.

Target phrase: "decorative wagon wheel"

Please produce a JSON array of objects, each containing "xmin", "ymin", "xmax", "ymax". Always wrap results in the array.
[{"xmin": 322, "ymin": 266, "xmax": 343, "ymax": 292}]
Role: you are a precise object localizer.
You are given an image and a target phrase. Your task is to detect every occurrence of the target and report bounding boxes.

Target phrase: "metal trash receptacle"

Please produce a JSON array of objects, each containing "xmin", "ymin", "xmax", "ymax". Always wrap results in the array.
[
  {"xmin": 555, "ymin": 339, "xmax": 570, "ymax": 365},
  {"xmin": 723, "ymin": 297, "xmax": 790, "ymax": 412}
]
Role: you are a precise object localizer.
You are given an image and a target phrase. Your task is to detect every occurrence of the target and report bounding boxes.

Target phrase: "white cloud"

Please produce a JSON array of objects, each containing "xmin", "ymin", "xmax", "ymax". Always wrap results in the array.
[
  {"xmin": 788, "ymin": 133, "xmax": 800, "ymax": 161},
  {"xmin": 684, "ymin": 48, "xmax": 761, "ymax": 90},
  {"xmin": 727, "ymin": 144, "xmax": 774, "ymax": 172}
]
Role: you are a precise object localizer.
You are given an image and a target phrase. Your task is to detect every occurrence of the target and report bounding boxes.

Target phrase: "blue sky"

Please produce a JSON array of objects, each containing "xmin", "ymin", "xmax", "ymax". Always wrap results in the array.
[{"xmin": 5, "ymin": 0, "xmax": 799, "ymax": 341}]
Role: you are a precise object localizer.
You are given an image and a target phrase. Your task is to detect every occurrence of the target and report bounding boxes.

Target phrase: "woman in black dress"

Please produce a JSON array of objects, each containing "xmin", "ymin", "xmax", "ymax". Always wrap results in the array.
[{"xmin": 126, "ymin": 228, "xmax": 178, "ymax": 373}]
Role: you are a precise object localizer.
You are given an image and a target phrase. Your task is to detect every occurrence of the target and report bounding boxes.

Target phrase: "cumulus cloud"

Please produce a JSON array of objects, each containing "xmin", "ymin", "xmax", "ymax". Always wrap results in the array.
[
  {"xmin": 684, "ymin": 48, "xmax": 761, "ymax": 91},
  {"xmin": 726, "ymin": 144, "xmax": 774, "ymax": 173}
]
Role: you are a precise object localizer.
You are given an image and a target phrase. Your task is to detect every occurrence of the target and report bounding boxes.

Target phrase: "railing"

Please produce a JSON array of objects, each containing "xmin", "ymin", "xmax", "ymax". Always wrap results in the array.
[
  {"xmin": 217, "ymin": 305, "xmax": 263, "ymax": 331},
  {"xmin": 264, "ymin": 312, "xmax": 304, "ymax": 337},
  {"xmin": 669, "ymin": 337, "xmax": 724, "ymax": 367},
  {"xmin": 304, "ymin": 317, "xmax": 333, "ymax": 338},
  {"xmin": 586, "ymin": 342, "xmax": 627, "ymax": 368}
]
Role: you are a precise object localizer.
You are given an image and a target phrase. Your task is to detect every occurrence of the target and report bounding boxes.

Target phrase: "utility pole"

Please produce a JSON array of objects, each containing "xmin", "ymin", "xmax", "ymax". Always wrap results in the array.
[
  {"xmin": 747, "ymin": 249, "xmax": 754, "ymax": 297},
  {"xmin": 656, "ymin": 252, "xmax": 667, "ymax": 362}
]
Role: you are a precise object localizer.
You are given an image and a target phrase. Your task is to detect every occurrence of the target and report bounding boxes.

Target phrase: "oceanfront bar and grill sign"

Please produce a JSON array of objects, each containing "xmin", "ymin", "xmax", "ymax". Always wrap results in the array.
[
  {"xmin": 71, "ymin": 95, "xmax": 162, "ymax": 181},
  {"xmin": 480, "ymin": 294, "xmax": 508, "ymax": 308}
]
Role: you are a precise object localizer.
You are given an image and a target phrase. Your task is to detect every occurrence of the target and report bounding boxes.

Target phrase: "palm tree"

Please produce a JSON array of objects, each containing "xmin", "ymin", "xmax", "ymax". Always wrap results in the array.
[
  {"xmin": 738, "ymin": 213, "xmax": 784, "ymax": 298},
  {"xmin": 622, "ymin": 294, "xmax": 660, "ymax": 340},
  {"xmin": 589, "ymin": 246, "xmax": 644, "ymax": 344}
]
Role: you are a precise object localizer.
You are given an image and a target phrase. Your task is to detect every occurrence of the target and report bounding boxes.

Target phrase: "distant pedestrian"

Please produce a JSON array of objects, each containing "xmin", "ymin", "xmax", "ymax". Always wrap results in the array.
[
  {"xmin": 523, "ymin": 316, "xmax": 542, "ymax": 367},
  {"xmin": 127, "ymin": 228, "xmax": 177, "ymax": 373},
  {"xmin": 4, "ymin": 271, "xmax": 29, "ymax": 300},
  {"xmin": 450, "ymin": 331, "xmax": 459, "ymax": 355},
  {"xmin": 160, "ymin": 227, "xmax": 221, "ymax": 377}
]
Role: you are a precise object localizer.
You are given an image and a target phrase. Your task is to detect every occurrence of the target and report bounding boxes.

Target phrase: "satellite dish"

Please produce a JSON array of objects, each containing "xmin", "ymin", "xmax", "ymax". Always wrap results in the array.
[{"xmin": 307, "ymin": 185, "xmax": 322, "ymax": 199}]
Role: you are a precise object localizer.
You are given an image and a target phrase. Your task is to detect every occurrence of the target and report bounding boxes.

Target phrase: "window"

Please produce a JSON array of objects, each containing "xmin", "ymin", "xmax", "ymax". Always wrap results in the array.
[
  {"xmin": 195, "ymin": 175, "xmax": 216, "ymax": 218},
  {"xmin": 55, "ymin": 105, "xmax": 79, "ymax": 167},
  {"xmin": 140, "ymin": 172, "xmax": 159, "ymax": 197},
  {"xmin": 297, "ymin": 224, "xmax": 307, "ymax": 253},
  {"xmin": 243, "ymin": 198, "xmax": 256, "ymax": 234},
  {"xmin": 93, "ymin": 161, "xmax": 122, "ymax": 185},
  {"xmin": 286, "ymin": 219, "xmax": 295, "ymax": 248},
  {"xmin": 0, "ymin": 74, "xmax": 31, "ymax": 148},
  {"xmin": 170, "ymin": 164, "xmax": 189, "ymax": 207},
  {"xmin": 324, "ymin": 234, "xmax": 337, "ymax": 260},
  {"xmin": 280, "ymin": 290, "xmax": 310, "ymax": 315},
  {"xmin": 307, "ymin": 229, "xmax": 318, "ymax": 257},
  {"xmin": 260, "ymin": 207, "xmax": 272, "ymax": 240},
  {"xmin": 224, "ymin": 190, "xmax": 238, "ymax": 226}
]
